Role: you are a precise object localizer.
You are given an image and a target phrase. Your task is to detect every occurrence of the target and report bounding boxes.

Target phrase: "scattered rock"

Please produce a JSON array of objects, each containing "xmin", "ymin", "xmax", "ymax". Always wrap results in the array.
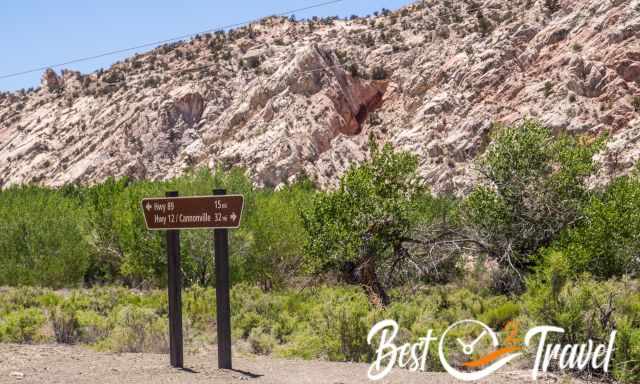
[
  {"xmin": 616, "ymin": 60, "xmax": 640, "ymax": 83},
  {"xmin": 9, "ymin": 371, "xmax": 24, "ymax": 380}
]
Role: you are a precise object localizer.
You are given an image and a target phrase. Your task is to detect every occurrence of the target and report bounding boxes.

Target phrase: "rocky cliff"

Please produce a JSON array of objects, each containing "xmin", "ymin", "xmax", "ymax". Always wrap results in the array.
[{"xmin": 1, "ymin": 0, "xmax": 639, "ymax": 192}]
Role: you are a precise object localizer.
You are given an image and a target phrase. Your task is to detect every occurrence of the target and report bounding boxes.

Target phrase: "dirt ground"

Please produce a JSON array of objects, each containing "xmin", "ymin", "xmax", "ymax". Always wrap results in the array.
[{"xmin": 0, "ymin": 344, "xmax": 602, "ymax": 384}]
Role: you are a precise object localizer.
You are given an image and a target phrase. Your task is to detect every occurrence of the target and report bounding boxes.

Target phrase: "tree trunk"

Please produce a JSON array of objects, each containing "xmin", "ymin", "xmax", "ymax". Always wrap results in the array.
[
  {"xmin": 341, "ymin": 258, "xmax": 390, "ymax": 308},
  {"xmin": 358, "ymin": 257, "xmax": 390, "ymax": 308}
]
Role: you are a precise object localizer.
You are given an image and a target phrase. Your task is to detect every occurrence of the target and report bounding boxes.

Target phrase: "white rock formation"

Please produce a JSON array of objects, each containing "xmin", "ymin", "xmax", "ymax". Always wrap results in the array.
[{"xmin": 0, "ymin": 0, "xmax": 639, "ymax": 192}]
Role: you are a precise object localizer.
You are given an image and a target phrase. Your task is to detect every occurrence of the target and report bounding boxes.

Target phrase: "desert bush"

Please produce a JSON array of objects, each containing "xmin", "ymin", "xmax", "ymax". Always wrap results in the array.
[
  {"xmin": 104, "ymin": 305, "xmax": 168, "ymax": 353},
  {"xmin": 143, "ymin": 76, "xmax": 160, "ymax": 88},
  {"xmin": 75, "ymin": 310, "xmax": 110, "ymax": 343},
  {"xmin": 0, "ymin": 308, "xmax": 46, "ymax": 343},
  {"xmin": 543, "ymin": 81, "xmax": 554, "ymax": 97},
  {"xmin": 248, "ymin": 327, "xmax": 276, "ymax": 355},
  {"xmin": 371, "ymin": 65, "xmax": 387, "ymax": 80},
  {"xmin": 0, "ymin": 287, "xmax": 54, "ymax": 315},
  {"xmin": 545, "ymin": 0, "xmax": 561, "ymax": 14},
  {"xmin": 614, "ymin": 317, "xmax": 640, "ymax": 383},
  {"xmin": 525, "ymin": 251, "xmax": 640, "ymax": 382},
  {"xmin": 49, "ymin": 290, "xmax": 122, "ymax": 344},
  {"xmin": 101, "ymin": 70, "xmax": 124, "ymax": 84},
  {"xmin": 315, "ymin": 287, "xmax": 376, "ymax": 361},
  {"xmin": 51, "ymin": 304, "xmax": 81, "ymax": 344},
  {"xmin": 229, "ymin": 284, "xmax": 377, "ymax": 361},
  {"xmin": 480, "ymin": 301, "xmax": 520, "ymax": 329},
  {"xmin": 476, "ymin": 10, "xmax": 492, "ymax": 36},
  {"xmin": 347, "ymin": 62, "xmax": 361, "ymax": 78},
  {"xmin": 183, "ymin": 285, "xmax": 217, "ymax": 330},
  {"xmin": 0, "ymin": 282, "xmax": 634, "ymax": 382}
]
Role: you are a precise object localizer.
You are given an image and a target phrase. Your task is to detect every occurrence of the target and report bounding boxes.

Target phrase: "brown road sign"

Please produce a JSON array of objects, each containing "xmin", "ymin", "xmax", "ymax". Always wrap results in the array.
[{"xmin": 141, "ymin": 195, "xmax": 244, "ymax": 230}]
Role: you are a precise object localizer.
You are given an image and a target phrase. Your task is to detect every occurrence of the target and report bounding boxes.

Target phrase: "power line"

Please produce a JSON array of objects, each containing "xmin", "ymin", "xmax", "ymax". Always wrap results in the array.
[{"xmin": 0, "ymin": 0, "xmax": 344, "ymax": 81}]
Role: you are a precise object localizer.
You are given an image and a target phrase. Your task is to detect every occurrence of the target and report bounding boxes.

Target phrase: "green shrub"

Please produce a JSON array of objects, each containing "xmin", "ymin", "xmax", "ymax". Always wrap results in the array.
[
  {"xmin": 614, "ymin": 318, "xmax": 640, "ymax": 383},
  {"xmin": 76, "ymin": 310, "xmax": 110, "ymax": 343},
  {"xmin": 239, "ymin": 182, "xmax": 312, "ymax": 288},
  {"xmin": 51, "ymin": 305, "xmax": 80, "ymax": 344},
  {"xmin": 104, "ymin": 305, "xmax": 168, "ymax": 353},
  {"xmin": 476, "ymin": 10, "xmax": 492, "ymax": 36},
  {"xmin": 0, "ymin": 167, "xmax": 266, "ymax": 289},
  {"xmin": 0, "ymin": 282, "xmax": 634, "ymax": 383},
  {"xmin": 548, "ymin": 175, "xmax": 640, "ymax": 279},
  {"xmin": 525, "ymin": 268, "xmax": 640, "ymax": 383},
  {"xmin": 0, "ymin": 186, "xmax": 90, "ymax": 287},
  {"xmin": 481, "ymin": 301, "xmax": 520, "ymax": 329},
  {"xmin": 184, "ymin": 285, "xmax": 216, "ymax": 330},
  {"xmin": 275, "ymin": 326, "xmax": 326, "ymax": 359},
  {"xmin": 0, "ymin": 308, "xmax": 46, "ymax": 343},
  {"xmin": 248, "ymin": 327, "xmax": 276, "ymax": 355},
  {"xmin": 0, "ymin": 287, "xmax": 52, "ymax": 315},
  {"xmin": 465, "ymin": 120, "xmax": 603, "ymax": 272},
  {"xmin": 319, "ymin": 289, "xmax": 376, "ymax": 362}
]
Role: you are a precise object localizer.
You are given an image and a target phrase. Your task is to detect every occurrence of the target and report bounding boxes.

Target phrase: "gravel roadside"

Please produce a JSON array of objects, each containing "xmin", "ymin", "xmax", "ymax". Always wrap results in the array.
[{"xmin": 0, "ymin": 344, "xmax": 598, "ymax": 384}]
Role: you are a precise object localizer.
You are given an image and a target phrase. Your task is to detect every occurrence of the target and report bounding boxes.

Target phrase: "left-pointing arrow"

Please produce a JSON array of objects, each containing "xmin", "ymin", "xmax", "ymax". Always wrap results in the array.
[{"xmin": 145, "ymin": 203, "xmax": 153, "ymax": 211}]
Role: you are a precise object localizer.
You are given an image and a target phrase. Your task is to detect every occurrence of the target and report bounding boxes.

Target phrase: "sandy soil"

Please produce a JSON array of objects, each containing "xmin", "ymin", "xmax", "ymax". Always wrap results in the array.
[{"xmin": 0, "ymin": 344, "xmax": 600, "ymax": 384}]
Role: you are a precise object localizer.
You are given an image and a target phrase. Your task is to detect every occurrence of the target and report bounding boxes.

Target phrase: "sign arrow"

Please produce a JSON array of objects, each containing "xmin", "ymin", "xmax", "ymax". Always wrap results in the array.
[
  {"xmin": 230, "ymin": 212, "xmax": 237, "ymax": 222},
  {"xmin": 145, "ymin": 202, "xmax": 153, "ymax": 211}
]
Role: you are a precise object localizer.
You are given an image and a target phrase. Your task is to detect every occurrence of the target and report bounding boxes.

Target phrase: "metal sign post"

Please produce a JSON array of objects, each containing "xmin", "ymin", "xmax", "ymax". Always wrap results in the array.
[
  {"xmin": 214, "ymin": 189, "xmax": 232, "ymax": 369},
  {"xmin": 165, "ymin": 191, "xmax": 183, "ymax": 368},
  {"xmin": 141, "ymin": 191, "xmax": 244, "ymax": 370}
]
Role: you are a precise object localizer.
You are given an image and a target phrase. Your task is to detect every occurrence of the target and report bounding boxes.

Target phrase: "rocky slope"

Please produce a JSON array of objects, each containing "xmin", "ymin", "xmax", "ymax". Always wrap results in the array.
[{"xmin": 0, "ymin": 0, "xmax": 639, "ymax": 192}]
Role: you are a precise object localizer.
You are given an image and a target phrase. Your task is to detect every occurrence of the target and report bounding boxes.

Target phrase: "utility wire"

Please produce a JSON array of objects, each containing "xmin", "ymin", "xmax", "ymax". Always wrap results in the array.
[{"xmin": 0, "ymin": 0, "xmax": 344, "ymax": 81}]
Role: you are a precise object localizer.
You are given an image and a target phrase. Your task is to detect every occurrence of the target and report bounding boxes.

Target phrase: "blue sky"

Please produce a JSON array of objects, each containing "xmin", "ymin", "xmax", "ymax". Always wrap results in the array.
[{"xmin": 0, "ymin": 0, "xmax": 412, "ymax": 91}]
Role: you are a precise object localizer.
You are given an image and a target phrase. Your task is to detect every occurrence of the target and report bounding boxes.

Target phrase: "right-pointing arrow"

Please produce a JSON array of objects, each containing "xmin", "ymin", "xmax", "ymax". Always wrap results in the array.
[{"xmin": 230, "ymin": 212, "xmax": 237, "ymax": 222}]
